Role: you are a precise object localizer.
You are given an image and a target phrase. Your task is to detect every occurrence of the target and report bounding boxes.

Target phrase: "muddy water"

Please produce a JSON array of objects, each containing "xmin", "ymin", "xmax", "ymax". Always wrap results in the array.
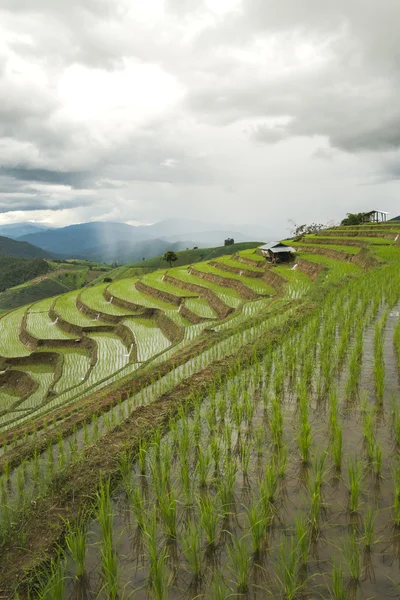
[{"xmin": 59, "ymin": 306, "xmax": 400, "ymax": 600}]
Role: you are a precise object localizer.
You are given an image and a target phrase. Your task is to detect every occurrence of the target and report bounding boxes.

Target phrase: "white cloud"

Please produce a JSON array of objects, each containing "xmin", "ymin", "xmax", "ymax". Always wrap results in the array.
[{"xmin": 0, "ymin": 0, "xmax": 398, "ymax": 230}]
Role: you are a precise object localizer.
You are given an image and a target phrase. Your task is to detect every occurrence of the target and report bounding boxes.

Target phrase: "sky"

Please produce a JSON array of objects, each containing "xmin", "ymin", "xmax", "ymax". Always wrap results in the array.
[{"xmin": 0, "ymin": 0, "xmax": 399, "ymax": 234}]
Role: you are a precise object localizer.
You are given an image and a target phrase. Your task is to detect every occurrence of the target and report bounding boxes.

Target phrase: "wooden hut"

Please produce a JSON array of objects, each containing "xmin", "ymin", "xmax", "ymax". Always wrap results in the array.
[
  {"xmin": 361, "ymin": 210, "xmax": 389, "ymax": 223},
  {"xmin": 259, "ymin": 242, "xmax": 296, "ymax": 264}
]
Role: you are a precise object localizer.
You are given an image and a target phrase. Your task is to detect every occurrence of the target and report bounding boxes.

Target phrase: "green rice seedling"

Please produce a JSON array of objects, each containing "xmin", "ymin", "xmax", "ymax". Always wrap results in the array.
[
  {"xmin": 130, "ymin": 482, "xmax": 146, "ymax": 530},
  {"xmin": 392, "ymin": 465, "xmax": 400, "ymax": 526},
  {"xmin": 227, "ymin": 534, "xmax": 251, "ymax": 593},
  {"xmin": 240, "ymin": 438, "xmax": 250, "ymax": 477},
  {"xmin": 197, "ymin": 492, "xmax": 221, "ymax": 547},
  {"xmin": 328, "ymin": 390, "xmax": 339, "ymax": 438},
  {"xmin": 143, "ymin": 508, "xmax": 169, "ymax": 598},
  {"xmin": 362, "ymin": 506, "xmax": 378, "ymax": 549},
  {"xmin": 298, "ymin": 418, "xmax": 312, "ymax": 465},
  {"xmin": 260, "ymin": 458, "xmax": 279, "ymax": 506},
  {"xmin": 211, "ymin": 435, "xmax": 222, "ymax": 473},
  {"xmin": 65, "ymin": 518, "xmax": 88, "ymax": 578},
  {"xmin": 158, "ymin": 489, "xmax": 178, "ymax": 539},
  {"xmin": 330, "ymin": 559, "xmax": 346, "ymax": 600},
  {"xmin": 330, "ymin": 422, "xmax": 343, "ymax": 471},
  {"xmin": 223, "ymin": 420, "xmax": 233, "ymax": 452},
  {"xmin": 308, "ymin": 476, "xmax": 322, "ymax": 535},
  {"xmin": 246, "ymin": 501, "xmax": 269, "ymax": 557},
  {"xmin": 100, "ymin": 543, "xmax": 119, "ymax": 600},
  {"xmin": 217, "ymin": 456, "xmax": 237, "ymax": 513},
  {"xmin": 96, "ymin": 479, "xmax": 113, "ymax": 548},
  {"xmin": 181, "ymin": 518, "xmax": 203, "ymax": 582},
  {"xmin": 274, "ymin": 536, "xmax": 301, "ymax": 600},
  {"xmin": 210, "ymin": 570, "xmax": 230, "ymax": 600},
  {"xmin": 347, "ymin": 456, "xmax": 363, "ymax": 514},
  {"xmin": 83, "ymin": 419, "xmax": 89, "ymax": 446},
  {"xmin": 36, "ymin": 554, "xmax": 65, "ymax": 600},
  {"xmin": 341, "ymin": 531, "xmax": 362, "ymax": 583},
  {"xmin": 270, "ymin": 397, "xmax": 283, "ymax": 448},
  {"xmin": 371, "ymin": 441, "xmax": 383, "ymax": 477},
  {"xmin": 195, "ymin": 446, "xmax": 211, "ymax": 488},
  {"xmin": 137, "ymin": 439, "xmax": 147, "ymax": 475},
  {"xmin": 294, "ymin": 513, "xmax": 310, "ymax": 571}
]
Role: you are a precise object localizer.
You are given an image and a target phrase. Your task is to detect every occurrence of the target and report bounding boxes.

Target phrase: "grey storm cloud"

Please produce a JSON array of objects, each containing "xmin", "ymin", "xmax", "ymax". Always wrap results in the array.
[
  {"xmin": 0, "ymin": 0, "xmax": 398, "ymax": 227},
  {"xmin": 185, "ymin": 0, "xmax": 400, "ymax": 154}
]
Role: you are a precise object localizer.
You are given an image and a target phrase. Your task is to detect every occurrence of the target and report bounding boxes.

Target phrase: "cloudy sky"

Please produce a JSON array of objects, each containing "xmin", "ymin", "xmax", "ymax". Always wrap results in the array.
[{"xmin": 0, "ymin": 0, "xmax": 399, "ymax": 234}]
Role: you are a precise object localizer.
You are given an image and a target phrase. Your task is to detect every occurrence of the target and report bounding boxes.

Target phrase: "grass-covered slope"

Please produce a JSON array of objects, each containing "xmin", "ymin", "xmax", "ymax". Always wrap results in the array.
[{"xmin": 3, "ymin": 225, "xmax": 400, "ymax": 598}]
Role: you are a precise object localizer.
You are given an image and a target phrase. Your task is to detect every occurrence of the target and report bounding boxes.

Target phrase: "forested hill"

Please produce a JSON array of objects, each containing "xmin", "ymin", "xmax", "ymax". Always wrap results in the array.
[
  {"xmin": 0, "ymin": 235, "xmax": 54, "ymax": 259},
  {"xmin": 0, "ymin": 257, "xmax": 51, "ymax": 292}
]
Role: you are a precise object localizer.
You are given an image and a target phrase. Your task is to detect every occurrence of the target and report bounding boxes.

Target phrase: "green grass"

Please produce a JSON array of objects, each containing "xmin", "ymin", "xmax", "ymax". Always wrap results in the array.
[
  {"xmin": 237, "ymin": 248, "xmax": 265, "ymax": 262},
  {"xmin": 183, "ymin": 297, "xmax": 216, "ymax": 319}
]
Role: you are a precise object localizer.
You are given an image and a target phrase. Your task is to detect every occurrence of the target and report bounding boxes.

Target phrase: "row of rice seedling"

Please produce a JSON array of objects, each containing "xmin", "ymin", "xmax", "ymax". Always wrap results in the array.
[
  {"xmin": 53, "ymin": 350, "xmax": 92, "ymax": 394},
  {"xmin": 54, "ymin": 290, "xmax": 108, "ymax": 326},
  {"xmin": 123, "ymin": 318, "xmax": 170, "ymax": 362},
  {"xmin": 297, "ymin": 251, "xmax": 360, "ymax": 281},
  {"xmin": 169, "ymin": 266, "xmax": 243, "ymax": 308},
  {"xmin": 80, "ymin": 283, "xmax": 136, "ymax": 316},
  {"xmin": 142, "ymin": 269, "xmax": 198, "ymax": 297},
  {"xmin": 194, "ymin": 262, "xmax": 274, "ymax": 295},
  {"xmin": 26, "ymin": 298, "xmax": 75, "ymax": 340},
  {"xmin": 214, "ymin": 254, "xmax": 265, "ymax": 272},
  {"xmin": 0, "ymin": 366, "xmax": 55, "ymax": 430},
  {"xmin": 183, "ymin": 297, "xmax": 217, "ymax": 319},
  {"xmin": 28, "ymin": 257, "xmax": 400, "ymax": 598},
  {"xmin": 0, "ymin": 307, "xmax": 31, "ymax": 357},
  {"xmin": 108, "ymin": 279, "xmax": 173, "ymax": 311}
]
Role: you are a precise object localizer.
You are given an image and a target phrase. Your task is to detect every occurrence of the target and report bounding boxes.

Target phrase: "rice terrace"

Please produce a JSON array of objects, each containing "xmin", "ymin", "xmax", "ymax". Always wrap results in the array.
[{"xmin": 3, "ymin": 222, "xmax": 400, "ymax": 599}]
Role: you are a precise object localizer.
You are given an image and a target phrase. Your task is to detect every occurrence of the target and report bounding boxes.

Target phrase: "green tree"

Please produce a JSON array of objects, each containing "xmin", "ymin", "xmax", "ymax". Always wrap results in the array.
[
  {"xmin": 341, "ymin": 213, "xmax": 365, "ymax": 226},
  {"xmin": 224, "ymin": 238, "xmax": 235, "ymax": 246},
  {"xmin": 162, "ymin": 250, "xmax": 178, "ymax": 268}
]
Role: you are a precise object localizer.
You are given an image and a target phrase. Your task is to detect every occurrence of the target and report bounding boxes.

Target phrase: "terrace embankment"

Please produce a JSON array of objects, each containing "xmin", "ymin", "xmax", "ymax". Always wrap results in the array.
[
  {"xmin": 0, "ymin": 370, "xmax": 38, "ymax": 416},
  {"xmin": 209, "ymin": 260, "xmax": 263, "ymax": 278},
  {"xmin": 190, "ymin": 266, "xmax": 260, "ymax": 300},
  {"xmin": 76, "ymin": 295, "xmax": 135, "ymax": 324},
  {"xmin": 232, "ymin": 253, "xmax": 264, "ymax": 268},
  {"xmin": 135, "ymin": 280, "xmax": 182, "ymax": 306},
  {"xmin": 295, "ymin": 257, "xmax": 326, "ymax": 280},
  {"xmin": 49, "ymin": 304, "xmax": 136, "ymax": 354},
  {"xmin": 104, "ymin": 287, "xmax": 153, "ymax": 315},
  {"xmin": 297, "ymin": 245, "xmax": 379, "ymax": 268},
  {"xmin": 163, "ymin": 274, "xmax": 233, "ymax": 320},
  {"xmin": 318, "ymin": 230, "xmax": 396, "ymax": 240},
  {"xmin": 156, "ymin": 312, "xmax": 183, "ymax": 343},
  {"xmin": 262, "ymin": 268, "xmax": 287, "ymax": 293}
]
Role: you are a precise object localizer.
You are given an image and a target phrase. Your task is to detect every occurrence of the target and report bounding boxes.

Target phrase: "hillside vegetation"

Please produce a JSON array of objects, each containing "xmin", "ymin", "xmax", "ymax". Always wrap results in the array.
[
  {"xmin": 0, "ymin": 257, "xmax": 51, "ymax": 292},
  {"xmin": 2, "ymin": 225, "xmax": 400, "ymax": 598},
  {"xmin": 0, "ymin": 235, "xmax": 54, "ymax": 259},
  {"xmin": 0, "ymin": 259, "xmax": 112, "ymax": 311}
]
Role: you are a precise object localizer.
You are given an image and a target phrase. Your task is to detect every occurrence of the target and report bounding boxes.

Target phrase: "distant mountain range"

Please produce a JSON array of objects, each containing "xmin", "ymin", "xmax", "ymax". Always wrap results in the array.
[
  {"xmin": 0, "ymin": 219, "xmax": 272, "ymax": 264},
  {"xmin": 0, "ymin": 235, "xmax": 54, "ymax": 259}
]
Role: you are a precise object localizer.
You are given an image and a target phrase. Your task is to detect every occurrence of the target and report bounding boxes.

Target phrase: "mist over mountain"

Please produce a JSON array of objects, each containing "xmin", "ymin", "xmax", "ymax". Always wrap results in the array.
[
  {"xmin": 18, "ymin": 219, "xmax": 270, "ymax": 262},
  {"xmin": 0, "ymin": 222, "xmax": 52, "ymax": 240}
]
